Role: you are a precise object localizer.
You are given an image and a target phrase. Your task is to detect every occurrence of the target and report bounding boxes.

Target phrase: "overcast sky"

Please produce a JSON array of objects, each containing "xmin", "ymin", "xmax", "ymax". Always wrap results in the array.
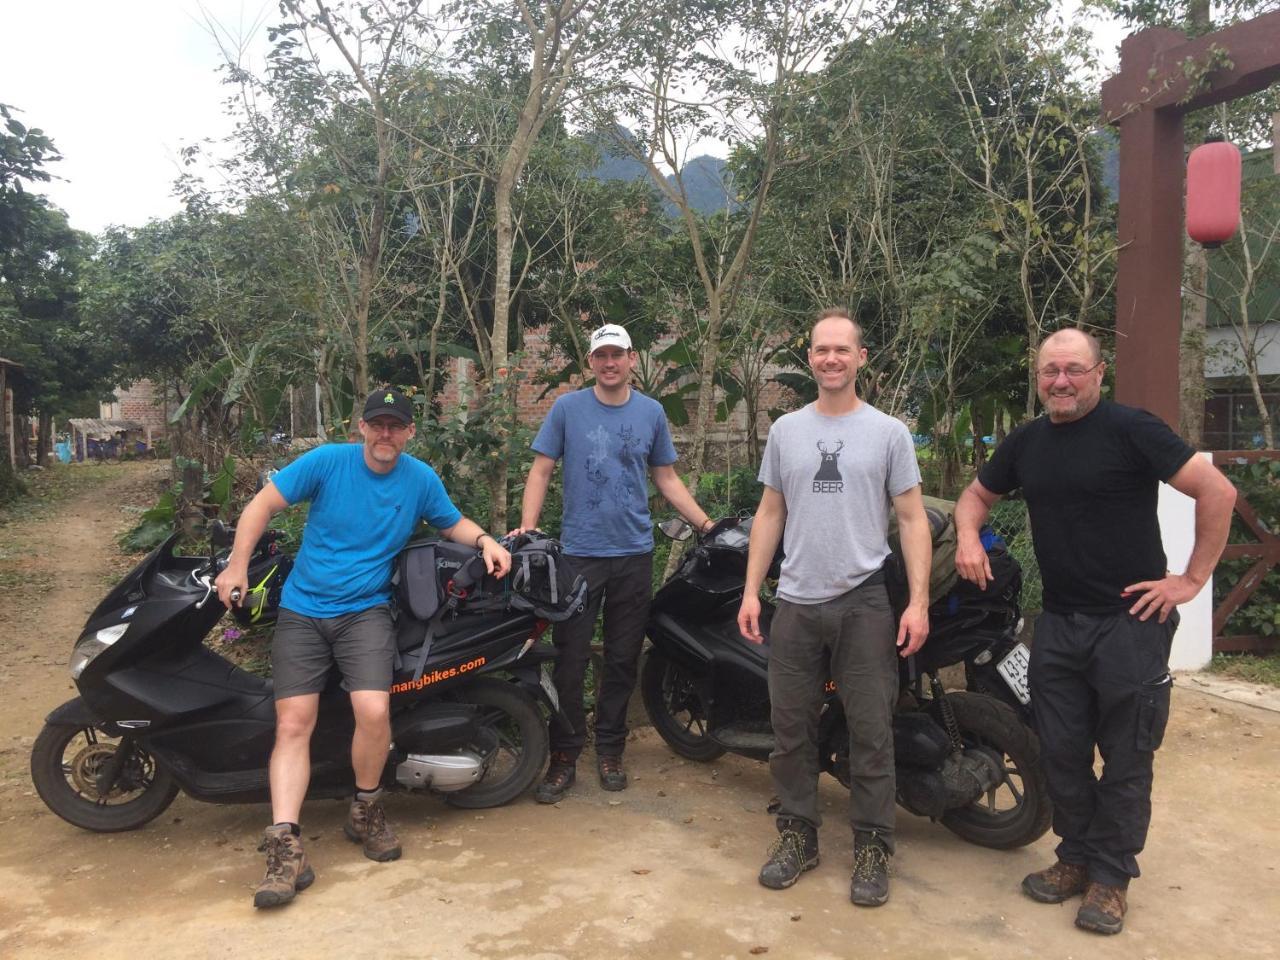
[
  {"xmin": 1, "ymin": 1, "xmax": 1128, "ymax": 237},
  {"xmin": 2, "ymin": 0, "xmax": 274, "ymax": 233}
]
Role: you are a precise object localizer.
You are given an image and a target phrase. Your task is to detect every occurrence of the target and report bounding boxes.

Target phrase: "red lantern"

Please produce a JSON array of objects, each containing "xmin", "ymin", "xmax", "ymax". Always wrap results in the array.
[{"xmin": 1186, "ymin": 140, "xmax": 1242, "ymax": 248}]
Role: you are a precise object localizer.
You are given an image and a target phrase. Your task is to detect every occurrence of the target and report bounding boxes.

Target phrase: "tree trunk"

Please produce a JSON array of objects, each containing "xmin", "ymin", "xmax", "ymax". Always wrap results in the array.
[
  {"xmin": 13, "ymin": 415, "xmax": 31, "ymax": 469},
  {"xmin": 179, "ymin": 462, "xmax": 205, "ymax": 538},
  {"xmin": 1180, "ymin": 239, "xmax": 1209, "ymax": 447},
  {"xmin": 37, "ymin": 411, "xmax": 52, "ymax": 467}
]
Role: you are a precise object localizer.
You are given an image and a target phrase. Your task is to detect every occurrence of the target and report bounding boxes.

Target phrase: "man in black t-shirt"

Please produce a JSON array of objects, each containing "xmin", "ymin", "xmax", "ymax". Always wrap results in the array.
[{"xmin": 954, "ymin": 329, "xmax": 1236, "ymax": 936}]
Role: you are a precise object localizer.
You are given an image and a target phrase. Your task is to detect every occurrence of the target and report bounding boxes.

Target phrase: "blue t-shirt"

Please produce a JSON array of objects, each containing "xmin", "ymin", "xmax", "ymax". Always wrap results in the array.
[
  {"xmin": 532, "ymin": 388, "xmax": 677, "ymax": 556},
  {"xmin": 272, "ymin": 443, "xmax": 462, "ymax": 617}
]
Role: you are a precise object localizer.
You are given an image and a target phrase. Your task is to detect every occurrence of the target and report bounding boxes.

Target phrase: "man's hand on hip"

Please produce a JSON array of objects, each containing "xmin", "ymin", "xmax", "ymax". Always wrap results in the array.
[{"xmin": 1123, "ymin": 573, "xmax": 1201, "ymax": 623}]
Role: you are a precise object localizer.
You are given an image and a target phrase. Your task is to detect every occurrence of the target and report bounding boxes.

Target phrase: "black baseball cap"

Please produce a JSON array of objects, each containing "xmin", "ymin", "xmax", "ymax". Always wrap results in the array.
[{"xmin": 361, "ymin": 388, "xmax": 414, "ymax": 425}]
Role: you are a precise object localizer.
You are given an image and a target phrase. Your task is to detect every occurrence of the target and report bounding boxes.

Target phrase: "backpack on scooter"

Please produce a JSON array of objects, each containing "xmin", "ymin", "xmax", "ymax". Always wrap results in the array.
[{"xmin": 505, "ymin": 531, "xmax": 588, "ymax": 622}]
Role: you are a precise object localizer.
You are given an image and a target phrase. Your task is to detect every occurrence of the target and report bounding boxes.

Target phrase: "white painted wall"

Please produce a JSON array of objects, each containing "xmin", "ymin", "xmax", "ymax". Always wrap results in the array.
[
  {"xmin": 1205, "ymin": 322, "xmax": 1280, "ymax": 378},
  {"xmin": 1158, "ymin": 451, "xmax": 1215, "ymax": 670}
]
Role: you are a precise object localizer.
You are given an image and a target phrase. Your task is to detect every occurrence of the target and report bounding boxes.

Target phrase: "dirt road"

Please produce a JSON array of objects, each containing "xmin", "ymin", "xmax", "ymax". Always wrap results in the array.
[{"xmin": 1, "ymin": 464, "xmax": 1277, "ymax": 959}]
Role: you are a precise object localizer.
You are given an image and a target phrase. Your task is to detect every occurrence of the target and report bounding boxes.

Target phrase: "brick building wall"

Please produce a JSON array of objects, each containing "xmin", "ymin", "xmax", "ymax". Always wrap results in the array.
[
  {"xmin": 100, "ymin": 379, "xmax": 169, "ymax": 435},
  {"xmin": 434, "ymin": 325, "xmax": 800, "ymax": 457}
]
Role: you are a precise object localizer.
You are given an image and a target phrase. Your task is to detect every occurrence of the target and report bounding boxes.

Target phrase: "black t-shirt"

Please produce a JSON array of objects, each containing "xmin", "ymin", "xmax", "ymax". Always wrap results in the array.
[{"xmin": 978, "ymin": 401, "xmax": 1195, "ymax": 614}]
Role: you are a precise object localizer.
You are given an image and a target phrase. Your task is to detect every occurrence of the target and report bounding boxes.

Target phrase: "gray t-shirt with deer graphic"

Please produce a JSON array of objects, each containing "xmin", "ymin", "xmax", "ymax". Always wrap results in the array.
[{"xmin": 759, "ymin": 402, "xmax": 921, "ymax": 604}]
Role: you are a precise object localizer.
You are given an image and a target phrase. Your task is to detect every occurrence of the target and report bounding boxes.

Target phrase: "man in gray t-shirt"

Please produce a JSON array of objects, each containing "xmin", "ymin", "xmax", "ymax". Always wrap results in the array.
[{"xmin": 738, "ymin": 309, "xmax": 931, "ymax": 908}]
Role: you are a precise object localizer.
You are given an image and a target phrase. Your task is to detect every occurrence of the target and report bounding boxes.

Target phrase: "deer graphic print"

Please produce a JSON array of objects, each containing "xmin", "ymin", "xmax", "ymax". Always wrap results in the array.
[{"xmin": 812, "ymin": 440, "xmax": 845, "ymax": 493}]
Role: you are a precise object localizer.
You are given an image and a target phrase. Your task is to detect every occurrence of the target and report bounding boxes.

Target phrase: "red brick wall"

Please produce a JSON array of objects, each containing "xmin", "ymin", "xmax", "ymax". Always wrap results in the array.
[
  {"xmin": 435, "ymin": 325, "xmax": 799, "ymax": 453},
  {"xmin": 102, "ymin": 380, "xmax": 169, "ymax": 435}
]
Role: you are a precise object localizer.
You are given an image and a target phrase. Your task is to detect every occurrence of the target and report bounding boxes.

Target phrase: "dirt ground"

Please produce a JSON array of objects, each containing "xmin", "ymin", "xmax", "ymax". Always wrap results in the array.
[{"xmin": 1, "ymin": 462, "xmax": 1277, "ymax": 960}]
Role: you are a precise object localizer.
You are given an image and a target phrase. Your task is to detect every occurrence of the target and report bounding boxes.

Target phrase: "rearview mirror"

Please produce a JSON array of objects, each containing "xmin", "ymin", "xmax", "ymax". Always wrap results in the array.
[{"xmin": 658, "ymin": 518, "xmax": 693, "ymax": 542}]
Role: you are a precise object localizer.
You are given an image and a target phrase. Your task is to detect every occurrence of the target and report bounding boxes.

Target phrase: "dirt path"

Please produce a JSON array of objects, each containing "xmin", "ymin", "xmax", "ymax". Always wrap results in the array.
[{"xmin": 1, "ymin": 464, "xmax": 1277, "ymax": 960}]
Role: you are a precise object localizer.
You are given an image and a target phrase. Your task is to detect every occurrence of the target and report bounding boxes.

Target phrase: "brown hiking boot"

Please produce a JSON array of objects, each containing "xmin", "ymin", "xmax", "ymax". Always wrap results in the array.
[
  {"xmin": 1076, "ymin": 881, "xmax": 1127, "ymax": 935},
  {"xmin": 1021, "ymin": 860, "xmax": 1088, "ymax": 904},
  {"xmin": 253, "ymin": 824, "xmax": 315, "ymax": 909},
  {"xmin": 597, "ymin": 753, "xmax": 627, "ymax": 791},
  {"xmin": 535, "ymin": 751, "xmax": 576, "ymax": 804},
  {"xmin": 344, "ymin": 789, "xmax": 402, "ymax": 862}
]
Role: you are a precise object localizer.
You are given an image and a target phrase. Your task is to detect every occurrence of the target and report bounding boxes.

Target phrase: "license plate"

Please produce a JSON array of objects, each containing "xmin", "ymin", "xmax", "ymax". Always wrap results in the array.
[
  {"xmin": 539, "ymin": 665, "xmax": 560, "ymax": 712},
  {"xmin": 996, "ymin": 643, "xmax": 1032, "ymax": 705}
]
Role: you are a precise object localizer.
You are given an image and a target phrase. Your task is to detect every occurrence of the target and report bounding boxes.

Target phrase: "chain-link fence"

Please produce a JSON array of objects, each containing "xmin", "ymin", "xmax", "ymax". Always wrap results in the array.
[{"xmin": 989, "ymin": 499, "xmax": 1043, "ymax": 618}]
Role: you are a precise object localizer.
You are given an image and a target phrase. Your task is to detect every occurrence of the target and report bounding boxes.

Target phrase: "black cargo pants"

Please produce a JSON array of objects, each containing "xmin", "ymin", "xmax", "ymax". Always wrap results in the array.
[
  {"xmin": 1031, "ymin": 610, "xmax": 1177, "ymax": 888},
  {"xmin": 547, "ymin": 552, "xmax": 653, "ymax": 761}
]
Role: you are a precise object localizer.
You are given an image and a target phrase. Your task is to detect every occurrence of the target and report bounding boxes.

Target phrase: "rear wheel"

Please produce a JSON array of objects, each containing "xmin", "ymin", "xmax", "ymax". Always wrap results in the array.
[
  {"xmin": 641, "ymin": 651, "xmax": 726, "ymax": 762},
  {"xmin": 935, "ymin": 692, "xmax": 1051, "ymax": 849},
  {"xmin": 30, "ymin": 724, "xmax": 179, "ymax": 832},
  {"xmin": 444, "ymin": 678, "xmax": 548, "ymax": 809}
]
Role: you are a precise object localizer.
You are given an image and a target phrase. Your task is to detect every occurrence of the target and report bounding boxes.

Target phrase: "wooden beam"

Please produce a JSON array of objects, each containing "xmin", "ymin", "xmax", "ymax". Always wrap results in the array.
[
  {"xmin": 1102, "ymin": 12, "xmax": 1280, "ymax": 121},
  {"xmin": 1112, "ymin": 105, "xmax": 1185, "ymax": 426}
]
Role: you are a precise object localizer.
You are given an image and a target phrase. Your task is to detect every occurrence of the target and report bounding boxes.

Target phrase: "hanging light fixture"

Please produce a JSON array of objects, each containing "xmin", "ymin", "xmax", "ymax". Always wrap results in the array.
[{"xmin": 1186, "ymin": 138, "xmax": 1242, "ymax": 248}]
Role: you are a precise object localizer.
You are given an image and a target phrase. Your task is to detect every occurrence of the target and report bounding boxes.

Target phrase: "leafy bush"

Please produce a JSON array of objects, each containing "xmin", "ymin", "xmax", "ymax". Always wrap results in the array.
[{"xmin": 1214, "ymin": 457, "xmax": 1279, "ymax": 638}]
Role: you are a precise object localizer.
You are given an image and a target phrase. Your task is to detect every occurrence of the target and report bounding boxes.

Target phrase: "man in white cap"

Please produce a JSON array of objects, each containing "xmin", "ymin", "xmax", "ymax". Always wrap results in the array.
[{"xmin": 514, "ymin": 323, "xmax": 714, "ymax": 800}]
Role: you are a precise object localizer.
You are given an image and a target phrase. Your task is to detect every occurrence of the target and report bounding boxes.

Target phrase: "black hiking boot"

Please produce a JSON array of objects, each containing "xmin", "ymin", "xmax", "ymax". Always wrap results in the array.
[
  {"xmin": 850, "ymin": 831, "xmax": 890, "ymax": 907},
  {"xmin": 758, "ymin": 819, "xmax": 819, "ymax": 890},
  {"xmin": 535, "ymin": 751, "xmax": 576, "ymax": 804},
  {"xmin": 597, "ymin": 753, "xmax": 628, "ymax": 791}
]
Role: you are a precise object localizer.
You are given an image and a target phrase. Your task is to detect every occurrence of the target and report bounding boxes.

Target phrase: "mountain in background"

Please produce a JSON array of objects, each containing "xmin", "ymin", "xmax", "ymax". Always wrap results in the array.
[{"xmin": 583, "ymin": 127, "xmax": 737, "ymax": 216}]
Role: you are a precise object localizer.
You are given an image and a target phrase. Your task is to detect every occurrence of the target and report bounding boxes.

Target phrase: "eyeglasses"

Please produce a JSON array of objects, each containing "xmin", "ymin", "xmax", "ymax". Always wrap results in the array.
[
  {"xmin": 365, "ymin": 419, "xmax": 410, "ymax": 434},
  {"xmin": 1036, "ymin": 361, "xmax": 1103, "ymax": 381}
]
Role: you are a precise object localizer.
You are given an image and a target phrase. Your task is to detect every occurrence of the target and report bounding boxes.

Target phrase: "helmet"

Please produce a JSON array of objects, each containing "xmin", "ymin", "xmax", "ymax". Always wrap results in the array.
[{"xmin": 233, "ymin": 555, "xmax": 293, "ymax": 626}]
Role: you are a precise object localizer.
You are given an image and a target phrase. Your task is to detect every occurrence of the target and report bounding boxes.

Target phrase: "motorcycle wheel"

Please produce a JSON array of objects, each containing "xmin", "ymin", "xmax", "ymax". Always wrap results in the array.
[
  {"xmin": 935, "ymin": 691, "xmax": 1052, "ymax": 850},
  {"xmin": 640, "ymin": 651, "xmax": 726, "ymax": 762},
  {"xmin": 444, "ymin": 678, "xmax": 548, "ymax": 809},
  {"xmin": 30, "ymin": 724, "xmax": 179, "ymax": 833}
]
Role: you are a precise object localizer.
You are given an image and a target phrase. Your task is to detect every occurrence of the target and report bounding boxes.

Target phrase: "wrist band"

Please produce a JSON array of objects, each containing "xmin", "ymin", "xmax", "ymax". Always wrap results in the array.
[{"xmin": 475, "ymin": 532, "xmax": 491, "ymax": 548}]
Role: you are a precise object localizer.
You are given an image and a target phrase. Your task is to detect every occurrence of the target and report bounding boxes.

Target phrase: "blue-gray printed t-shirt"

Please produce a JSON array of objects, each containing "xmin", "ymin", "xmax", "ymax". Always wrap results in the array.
[
  {"xmin": 271, "ymin": 443, "xmax": 462, "ymax": 617},
  {"xmin": 532, "ymin": 388, "xmax": 678, "ymax": 556}
]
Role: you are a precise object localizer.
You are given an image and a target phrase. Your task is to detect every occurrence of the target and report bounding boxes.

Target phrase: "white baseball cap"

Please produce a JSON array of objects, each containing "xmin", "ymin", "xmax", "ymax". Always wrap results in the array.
[{"xmin": 589, "ymin": 323, "xmax": 633, "ymax": 354}]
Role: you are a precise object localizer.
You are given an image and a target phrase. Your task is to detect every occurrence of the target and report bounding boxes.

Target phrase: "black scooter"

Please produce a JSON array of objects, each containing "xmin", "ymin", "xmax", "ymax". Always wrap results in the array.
[
  {"xmin": 641, "ymin": 515, "xmax": 1051, "ymax": 850},
  {"xmin": 31, "ymin": 524, "xmax": 559, "ymax": 833}
]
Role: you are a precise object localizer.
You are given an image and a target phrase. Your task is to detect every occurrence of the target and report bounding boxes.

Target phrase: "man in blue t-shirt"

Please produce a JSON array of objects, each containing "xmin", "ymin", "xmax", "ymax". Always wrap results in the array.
[
  {"xmin": 514, "ymin": 323, "xmax": 714, "ymax": 801},
  {"xmin": 215, "ymin": 388, "xmax": 510, "ymax": 909}
]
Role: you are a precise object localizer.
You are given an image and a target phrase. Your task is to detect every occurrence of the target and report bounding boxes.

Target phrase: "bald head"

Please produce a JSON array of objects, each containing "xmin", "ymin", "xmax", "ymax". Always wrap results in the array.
[{"xmin": 1040, "ymin": 328, "xmax": 1102, "ymax": 365}]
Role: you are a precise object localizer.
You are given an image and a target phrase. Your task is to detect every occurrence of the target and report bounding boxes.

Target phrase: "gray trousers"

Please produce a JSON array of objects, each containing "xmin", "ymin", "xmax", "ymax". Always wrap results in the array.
[{"xmin": 768, "ymin": 574, "xmax": 898, "ymax": 850}]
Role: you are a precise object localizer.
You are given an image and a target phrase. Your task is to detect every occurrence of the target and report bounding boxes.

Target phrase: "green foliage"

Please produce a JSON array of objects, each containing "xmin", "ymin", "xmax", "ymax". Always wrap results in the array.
[
  {"xmin": 119, "ymin": 491, "xmax": 177, "ymax": 553},
  {"xmin": 1215, "ymin": 458, "xmax": 1280, "ymax": 637},
  {"xmin": 693, "ymin": 466, "xmax": 765, "ymax": 519},
  {"xmin": 0, "ymin": 459, "xmax": 26, "ymax": 505},
  {"xmin": 1206, "ymin": 651, "xmax": 1280, "ymax": 687}
]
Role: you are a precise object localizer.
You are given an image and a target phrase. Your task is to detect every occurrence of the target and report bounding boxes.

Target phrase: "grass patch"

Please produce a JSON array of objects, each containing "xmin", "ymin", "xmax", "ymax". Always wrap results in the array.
[
  {"xmin": 1206, "ymin": 652, "xmax": 1280, "ymax": 688},
  {"xmin": 0, "ymin": 463, "xmax": 123, "ymax": 524}
]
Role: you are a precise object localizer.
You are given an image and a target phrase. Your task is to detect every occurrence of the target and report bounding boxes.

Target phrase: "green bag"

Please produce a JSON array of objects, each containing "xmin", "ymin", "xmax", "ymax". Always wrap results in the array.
[{"xmin": 886, "ymin": 495, "xmax": 959, "ymax": 609}]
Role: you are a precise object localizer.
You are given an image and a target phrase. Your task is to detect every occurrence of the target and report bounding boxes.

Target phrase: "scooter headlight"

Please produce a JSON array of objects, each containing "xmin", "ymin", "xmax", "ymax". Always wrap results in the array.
[{"xmin": 69, "ymin": 623, "xmax": 129, "ymax": 680}]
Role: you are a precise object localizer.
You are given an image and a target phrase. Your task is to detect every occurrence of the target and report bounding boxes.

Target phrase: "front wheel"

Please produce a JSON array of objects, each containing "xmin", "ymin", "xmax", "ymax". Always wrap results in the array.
[
  {"xmin": 641, "ymin": 650, "xmax": 726, "ymax": 762},
  {"xmin": 30, "ymin": 724, "xmax": 179, "ymax": 832},
  {"xmin": 444, "ymin": 678, "xmax": 548, "ymax": 809},
  {"xmin": 936, "ymin": 692, "xmax": 1052, "ymax": 850}
]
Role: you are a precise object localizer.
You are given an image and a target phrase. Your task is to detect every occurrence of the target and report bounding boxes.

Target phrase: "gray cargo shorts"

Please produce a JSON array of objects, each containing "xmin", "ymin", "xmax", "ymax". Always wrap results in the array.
[{"xmin": 271, "ymin": 604, "xmax": 395, "ymax": 700}]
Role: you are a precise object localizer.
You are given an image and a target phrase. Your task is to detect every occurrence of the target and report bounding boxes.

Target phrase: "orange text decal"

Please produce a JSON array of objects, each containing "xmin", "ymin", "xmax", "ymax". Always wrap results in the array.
[{"xmin": 391, "ymin": 656, "xmax": 487, "ymax": 694}]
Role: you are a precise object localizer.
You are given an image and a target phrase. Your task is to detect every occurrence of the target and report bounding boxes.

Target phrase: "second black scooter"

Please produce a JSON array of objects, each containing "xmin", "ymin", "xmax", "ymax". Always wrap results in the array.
[{"xmin": 642, "ymin": 512, "xmax": 1051, "ymax": 850}]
